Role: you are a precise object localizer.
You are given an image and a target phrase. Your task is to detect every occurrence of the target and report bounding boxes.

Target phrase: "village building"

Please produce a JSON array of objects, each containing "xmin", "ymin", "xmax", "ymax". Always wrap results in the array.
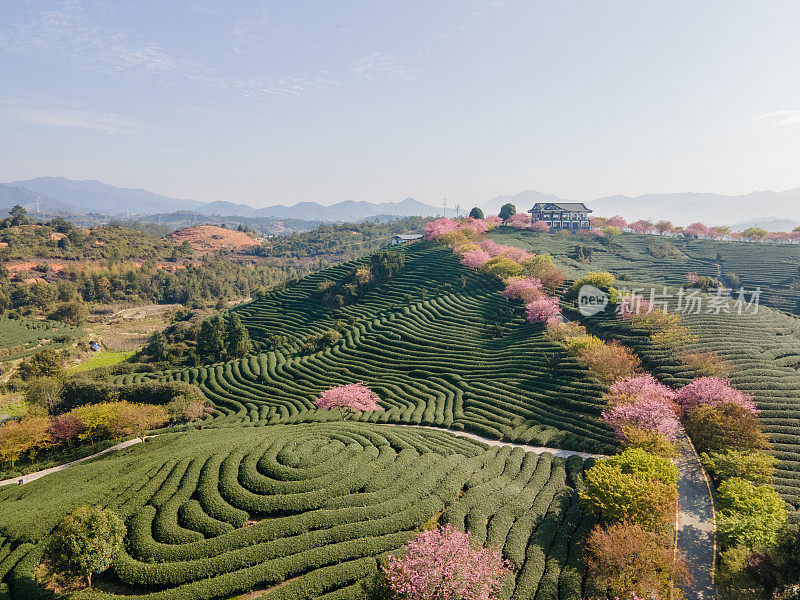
[
  {"xmin": 527, "ymin": 202, "xmax": 592, "ymax": 230},
  {"xmin": 391, "ymin": 234, "xmax": 423, "ymax": 245}
]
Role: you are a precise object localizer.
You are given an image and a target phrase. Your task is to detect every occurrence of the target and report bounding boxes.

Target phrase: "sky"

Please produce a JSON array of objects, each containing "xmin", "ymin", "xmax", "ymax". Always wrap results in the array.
[{"xmin": 2, "ymin": 1, "xmax": 800, "ymax": 208}]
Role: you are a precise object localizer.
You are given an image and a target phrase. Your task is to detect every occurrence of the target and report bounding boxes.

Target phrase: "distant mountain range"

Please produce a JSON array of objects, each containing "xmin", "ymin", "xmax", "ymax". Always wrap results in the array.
[
  {"xmin": 0, "ymin": 177, "xmax": 444, "ymax": 222},
  {"xmin": 2, "ymin": 176, "xmax": 799, "ymax": 229}
]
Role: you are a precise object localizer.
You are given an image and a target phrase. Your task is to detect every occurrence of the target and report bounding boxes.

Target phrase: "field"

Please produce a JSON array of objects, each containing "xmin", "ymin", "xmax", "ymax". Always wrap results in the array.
[
  {"xmin": 0, "ymin": 423, "xmax": 596, "ymax": 600},
  {"xmin": 0, "ymin": 316, "xmax": 81, "ymax": 362},
  {"xmin": 490, "ymin": 229, "xmax": 800, "ymax": 315},
  {"xmin": 114, "ymin": 243, "xmax": 617, "ymax": 455},
  {"xmin": 68, "ymin": 351, "xmax": 136, "ymax": 374}
]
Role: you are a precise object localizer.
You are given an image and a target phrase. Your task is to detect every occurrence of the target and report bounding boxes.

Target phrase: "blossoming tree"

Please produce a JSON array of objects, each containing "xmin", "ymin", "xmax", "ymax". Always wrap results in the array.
[
  {"xmin": 382, "ymin": 524, "xmax": 511, "ymax": 600},
  {"xmin": 314, "ymin": 383, "xmax": 382, "ymax": 412}
]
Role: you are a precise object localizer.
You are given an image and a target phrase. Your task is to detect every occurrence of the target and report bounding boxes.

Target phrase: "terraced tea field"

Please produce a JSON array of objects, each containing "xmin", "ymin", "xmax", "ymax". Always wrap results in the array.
[
  {"xmin": 0, "ymin": 316, "xmax": 81, "ymax": 362},
  {"xmin": 491, "ymin": 229, "xmax": 800, "ymax": 315},
  {"xmin": 115, "ymin": 243, "xmax": 617, "ymax": 455},
  {"xmin": 0, "ymin": 423, "xmax": 596, "ymax": 600}
]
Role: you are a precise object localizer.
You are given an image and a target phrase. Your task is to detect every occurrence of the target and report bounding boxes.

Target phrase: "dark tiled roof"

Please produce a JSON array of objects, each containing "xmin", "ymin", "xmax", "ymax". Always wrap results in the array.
[{"xmin": 528, "ymin": 202, "xmax": 592, "ymax": 213}]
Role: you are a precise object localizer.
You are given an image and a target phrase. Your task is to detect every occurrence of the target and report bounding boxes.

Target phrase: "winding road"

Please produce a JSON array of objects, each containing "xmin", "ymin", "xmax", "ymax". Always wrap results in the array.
[{"xmin": 676, "ymin": 429, "xmax": 717, "ymax": 599}]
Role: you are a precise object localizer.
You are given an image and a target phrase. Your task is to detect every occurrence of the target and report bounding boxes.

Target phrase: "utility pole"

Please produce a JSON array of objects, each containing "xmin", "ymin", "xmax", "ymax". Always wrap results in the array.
[
  {"xmin": 455, "ymin": 204, "xmax": 461, "ymax": 219},
  {"xmin": 442, "ymin": 198, "xmax": 447, "ymax": 218}
]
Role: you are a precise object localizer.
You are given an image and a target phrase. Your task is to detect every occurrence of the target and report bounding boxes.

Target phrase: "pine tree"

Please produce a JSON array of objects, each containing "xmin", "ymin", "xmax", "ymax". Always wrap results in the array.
[
  {"xmin": 197, "ymin": 317, "xmax": 226, "ymax": 362},
  {"xmin": 226, "ymin": 314, "xmax": 250, "ymax": 359},
  {"xmin": 499, "ymin": 203, "xmax": 516, "ymax": 221},
  {"xmin": 468, "ymin": 207, "xmax": 484, "ymax": 219}
]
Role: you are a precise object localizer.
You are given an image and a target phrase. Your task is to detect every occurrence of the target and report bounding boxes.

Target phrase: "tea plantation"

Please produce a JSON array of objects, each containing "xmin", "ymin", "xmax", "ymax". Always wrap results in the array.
[
  {"xmin": 0, "ymin": 316, "xmax": 81, "ymax": 362},
  {"xmin": 490, "ymin": 229, "xmax": 800, "ymax": 315},
  {"xmin": 487, "ymin": 229, "xmax": 800, "ymax": 515},
  {"xmin": 0, "ymin": 422, "xmax": 595, "ymax": 600},
  {"xmin": 114, "ymin": 243, "xmax": 617, "ymax": 455}
]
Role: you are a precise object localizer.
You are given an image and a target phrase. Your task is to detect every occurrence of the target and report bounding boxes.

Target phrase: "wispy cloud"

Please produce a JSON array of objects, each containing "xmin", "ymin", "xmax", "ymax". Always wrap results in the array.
[
  {"xmin": 755, "ymin": 110, "xmax": 800, "ymax": 127},
  {"xmin": 233, "ymin": 3, "xmax": 271, "ymax": 46},
  {"xmin": 0, "ymin": 1, "xmax": 336, "ymax": 97},
  {"xmin": 0, "ymin": 99, "xmax": 140, "ymax": 133},
  {"xmin": 351, "ymin": 53, "xmax": 416, "ymax": 81}
]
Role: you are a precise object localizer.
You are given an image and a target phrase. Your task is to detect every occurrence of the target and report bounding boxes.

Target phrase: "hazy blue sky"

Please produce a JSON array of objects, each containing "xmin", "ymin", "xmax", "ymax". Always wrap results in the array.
[{"xmin": 2, "ymin": 1, "xmax": 800, "ymax": 207}]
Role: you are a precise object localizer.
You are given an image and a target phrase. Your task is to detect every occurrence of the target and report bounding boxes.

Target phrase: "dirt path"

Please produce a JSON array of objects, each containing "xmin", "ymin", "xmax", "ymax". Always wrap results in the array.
[
  {"xmin": 0, "ymin": 437, "xmax": 149, "ymax": 487},
  {"xmin": 675, "ymin": 429, "xmax": 717, "ymax": 599}
]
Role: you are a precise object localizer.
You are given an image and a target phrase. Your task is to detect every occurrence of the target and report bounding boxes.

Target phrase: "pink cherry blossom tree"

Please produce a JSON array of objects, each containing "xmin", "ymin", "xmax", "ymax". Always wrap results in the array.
[
  {"xmin": 685, "ymin": 272, "xmax": 700, "ymax": 284},
  {"xmin": 607, "ymin": 215, "xmax": 628, "ymax": 229},
  {"xmin": 505, "ymin": 213, "xmax": 532, "ymax": 229},
  {"xmin": 602, "ymin": 396, "xmax": 681, "ymax": 441},
  {"xmin": 525, "ymin": 296, "xmax": 561, "ymax": 323},
  {"xmin": 675, "ymin": 377, "xmax": 758, "ymax": 414},
  {"xmin": 608, "ymin": 374, "xmax": 676, "ymax": 405},
  {"xmin": 485, "ymin": 215, "xmax": 503, "ymax": 228},
  {"xmin": 314, "ymin": 383, "xmax": 383, "ymax": 412},
  {"xmin": 530, "ymin": 220, "xmax": 550, "ymax": 233},
  {"xmin": 461, "ymin": 249, "xmax": 492, "ymax": 269},
  {"xmin": 382, "ymin": 524, "xmax": 512, "ymax": 600},
  {"xmin": 424, "ymin": 218, "xmax": 459, "ymax": 241},
  {"xmin": 502, "ymin": 277, "xmax": 543, "ymax": 303},
  {"xmin": 684, "ymin": 222, "xmax": 713, "ymax": 238},
  {"xmin": 502, "ymin": 247, "xmax": 536, "ymax": 262}
]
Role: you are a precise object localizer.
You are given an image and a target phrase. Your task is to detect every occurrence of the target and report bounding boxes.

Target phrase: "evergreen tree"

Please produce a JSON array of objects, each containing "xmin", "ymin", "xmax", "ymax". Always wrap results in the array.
[
  {"xmin": 197, "ymin": 317, "xmax": 226, "ymax": 362},
  {"xmin": 468, "ymin": 207, "xmax": 484, "ymax": 219},
  {"xmin": 226, "ymin": 314, "xmax": 250, "ymax": 359},
  {"xmin": 9, "ymin": 204, "xmax": 29, "ymax": 226},
  {"xmin": 149, "ymin": 331, "xmax": 170, "ymax": 361},
  {"xmin": 499, "ymin": 203, "xmax": 516, "ymax": 221}
]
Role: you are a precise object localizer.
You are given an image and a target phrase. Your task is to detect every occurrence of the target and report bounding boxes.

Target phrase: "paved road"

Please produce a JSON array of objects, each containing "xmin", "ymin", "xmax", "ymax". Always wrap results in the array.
[
  {"xmin": 0, "ymin": 437, "xmax": 148, "ymax": 487},
  {"xmin": 390, "ymin": 424, "xmax": 609, "ymax": 459},
  {"xmin": 676, "ymin": 429, "xmax": 717, "ymax": 599}
]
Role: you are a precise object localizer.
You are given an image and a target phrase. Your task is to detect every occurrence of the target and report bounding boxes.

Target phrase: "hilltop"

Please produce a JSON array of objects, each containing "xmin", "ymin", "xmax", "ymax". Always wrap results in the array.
[{"xmin": 166, "ymin": 225, "xmax": 260, "ymax": 254}]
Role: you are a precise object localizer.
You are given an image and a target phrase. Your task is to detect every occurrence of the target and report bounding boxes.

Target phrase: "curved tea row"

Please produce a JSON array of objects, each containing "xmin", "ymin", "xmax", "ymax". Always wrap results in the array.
[
  {"xmin": 0, "ymin": 423, "xmax": 595, "ymax": 600},
  {"xmin": 115, "ymin": 245, "xmax": 617, "ymax": 455}
]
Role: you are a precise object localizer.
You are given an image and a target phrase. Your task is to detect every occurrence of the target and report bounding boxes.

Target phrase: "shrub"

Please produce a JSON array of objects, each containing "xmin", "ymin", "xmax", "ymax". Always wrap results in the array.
[
  {"xmin": 520, "ymin": 254, "xmax": 566, "ymax": 289},
  {"xmin": 381, "ymin": 524, "xmax": 511, "ymax": 600},
  {"xmin": 716, "ymin": 477, "xmax": 788, "ymax": 549},
  {"xmin": 468, "ymin": 207, "xmax": 484, "ymax": 219},
  {"xmin": 576, "ymin": 340, "xmax": 641, "ymax": 385},
  {"xmin": 481, "ymin": 256, "xmax": 524, "ymax": 279},
  {"xmin": 684, "ymin": 403, "xmax": 768, "ymax": 454},
  {"xmin": 44, "ymin": 505, "xmax": 126, "ymax": 586},
  {"xmin": 566, "ymin": 272, "xmax": 617, "ymax": 300},
  {"xmin": 621, "ymin": 427, "xmax": 678, "ymax": 460},
  {"xmin": 679, "ymin": 351, "xmax": 735, "ymax": 378},
  {"xmin": 544, "ymin": 320, "xmax": 586, "ymax": 344},
  {"xmin": 586, "ymin": 522, "xmax": 689, "ymax": 600},
  {"xmin": 581, "ymin": 449, "xmax": 677, "ymax": 531},
  {"xmin": 314, "ymin": 383, "xmax": 383, "ymax": 413},
  {"xmin": 700, "ymin": 450, "xmax": 777, "ymax": 485},
  {"xmin": 675, "ymin": 377, "xmax": 757, "ymax": 414},
  {"xmin": 564, "ymin": 334, "xmax": 605, "ymax": 356}
]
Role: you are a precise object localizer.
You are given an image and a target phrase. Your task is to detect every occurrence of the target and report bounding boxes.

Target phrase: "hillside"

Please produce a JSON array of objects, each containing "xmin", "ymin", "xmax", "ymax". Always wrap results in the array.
[
  {"xmin": 167, "ymin": 225, "xmax": 259, "ymax": 254},
  {"xmin": 118, "ymin": 242, "xmax": 616, "ymax": 454},
  {"xmin": 0, "ymin": 422, "xmax": 594, "ymax": 600},
  {"xmin": 492, "ymin": 228, "xmax": 800, "ymax": 516},
  {"xmin": 489, "ymin": 229, "xmax": 800, "ymax": 315}
]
